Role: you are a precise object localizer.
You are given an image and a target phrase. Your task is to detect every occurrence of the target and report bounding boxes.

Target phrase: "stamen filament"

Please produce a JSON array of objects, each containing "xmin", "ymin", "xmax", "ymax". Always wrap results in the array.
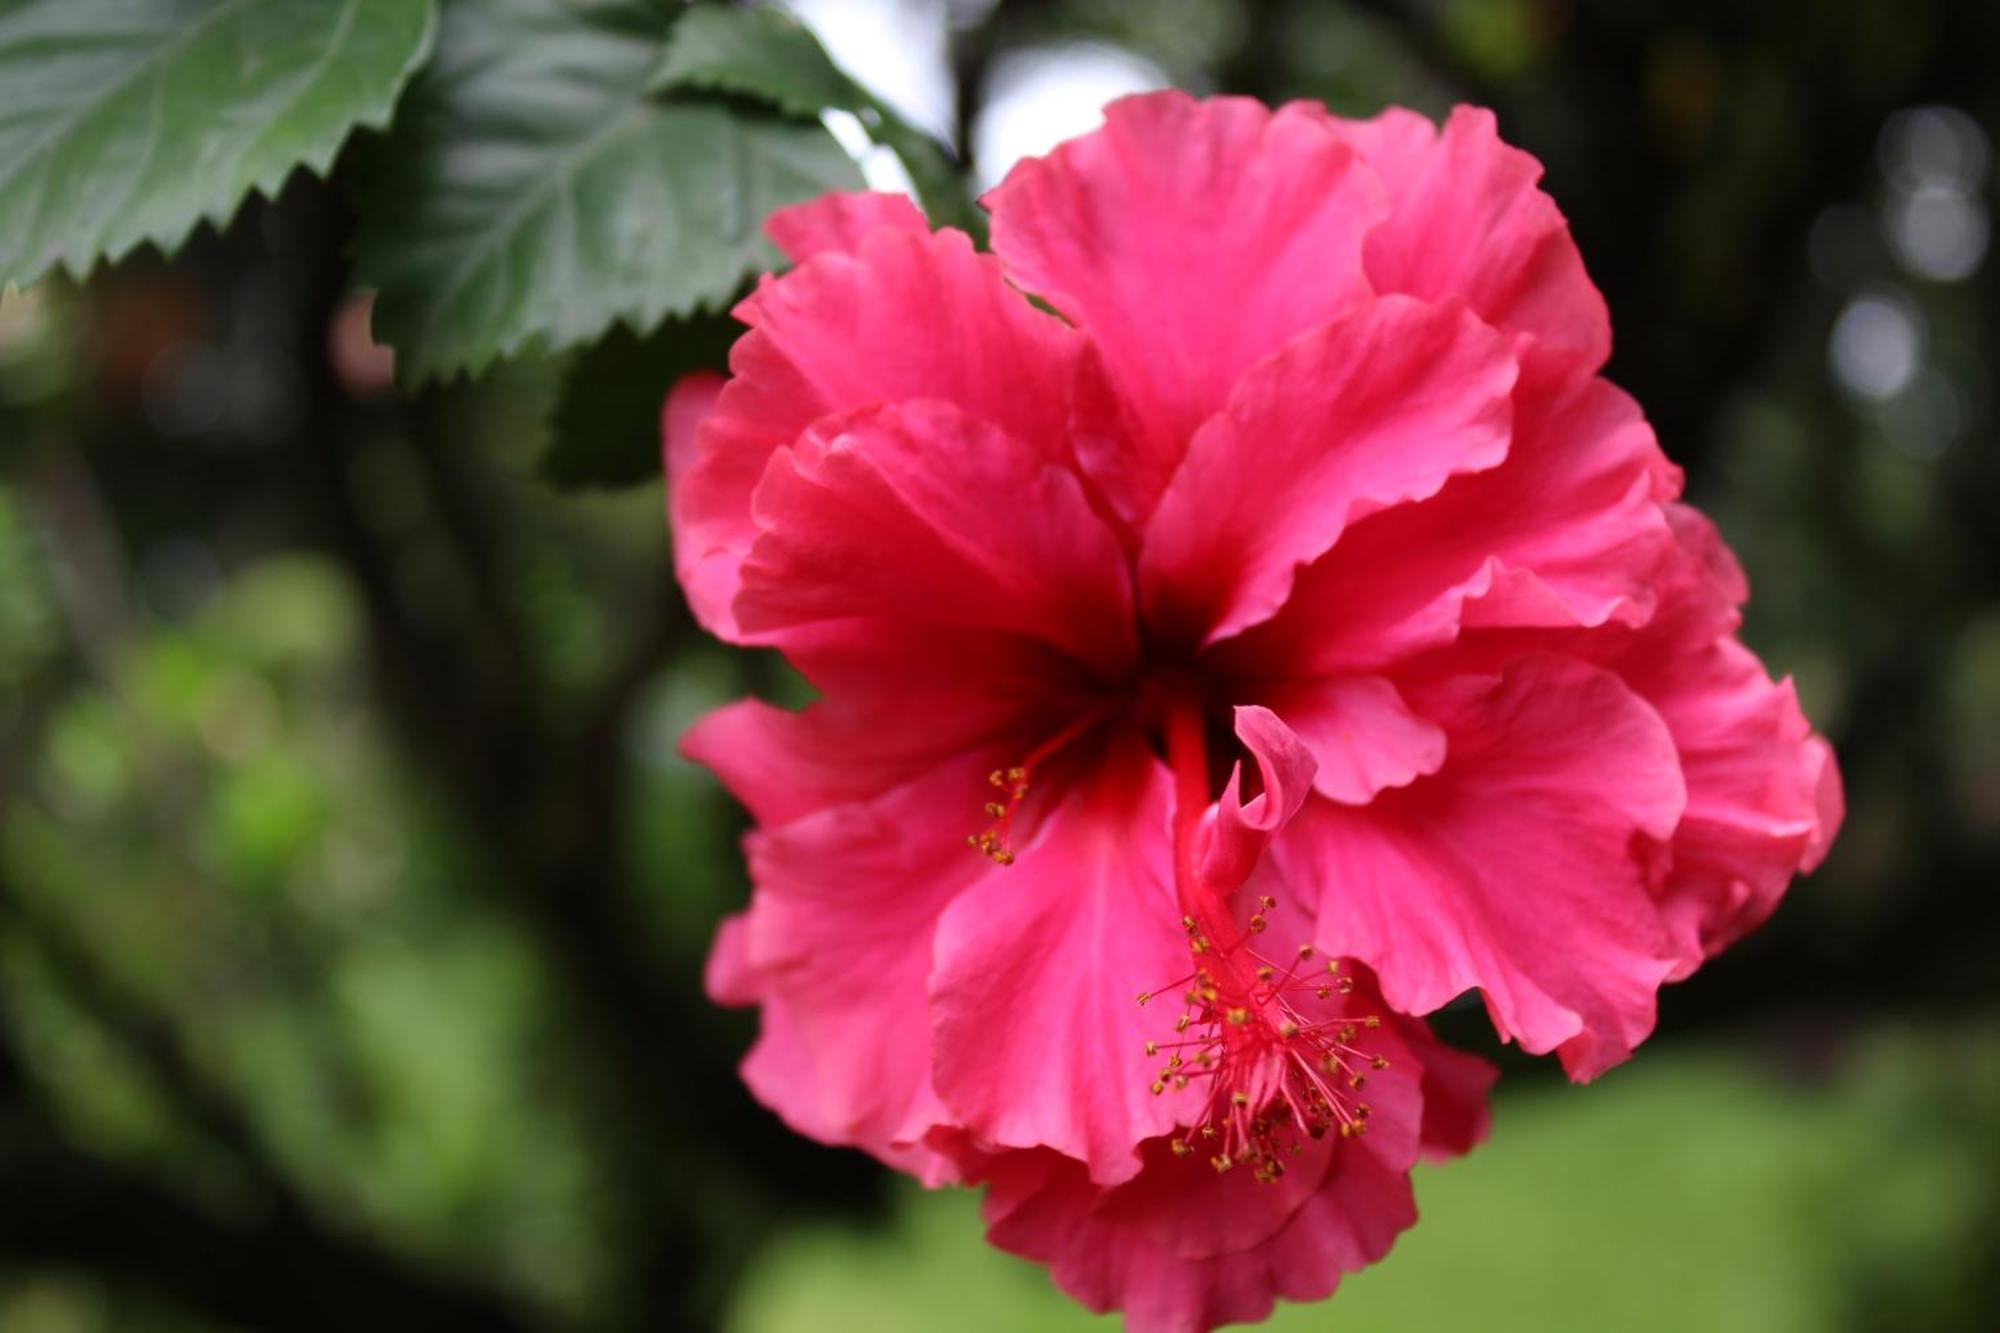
[{"xmin": 968, "ymin": 707, "xmax": 1113, "ymax": 866}]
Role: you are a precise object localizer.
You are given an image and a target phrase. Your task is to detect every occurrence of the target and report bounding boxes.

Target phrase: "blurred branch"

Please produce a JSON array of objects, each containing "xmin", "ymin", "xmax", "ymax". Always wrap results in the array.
[
  {"xmin": 1218, "ymin": 0, "xmax": 1295, "ymax": 98},
  {"xmin": 407, "ymin": 399, "xmax": 538, "ymax": 723},
  {"xmin": 0, "ymin": 887, "xmax": 305, "ymax": 1219},
  {"xmin": 8, "ymin": 446, "xmax": 355, "ymax": 1221},
  {"xmin": 951, "ymin": 0, "xmax": 1063, "ymax": 167},
  {"xmin": 0, "ymin": 903, "xmax": 533, "ymax": 1332},
  {"xmin": 1338, "ymin": 0, "xmax": 1502, "ymax": 101},
  {"xmin": 0, "ymin": 1114, "xmax": 531, "ymax": 1332},
  {"xmin": 22, "ymin": 450, "xmax": 205, "ymax": 844}
]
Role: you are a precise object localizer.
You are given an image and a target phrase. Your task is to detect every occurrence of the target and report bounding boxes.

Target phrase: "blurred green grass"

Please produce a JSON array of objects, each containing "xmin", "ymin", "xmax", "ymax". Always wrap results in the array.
[{"xmin": 729, "ymin": 1037, "xmax": 1998, "ymax": 1333}]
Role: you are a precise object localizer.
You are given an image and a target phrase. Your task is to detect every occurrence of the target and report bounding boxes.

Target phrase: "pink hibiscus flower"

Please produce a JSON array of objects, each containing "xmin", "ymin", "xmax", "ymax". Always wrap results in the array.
[{"xmin": 665, "ymin": 92, "xmax": 1842, "ymax": 1331}]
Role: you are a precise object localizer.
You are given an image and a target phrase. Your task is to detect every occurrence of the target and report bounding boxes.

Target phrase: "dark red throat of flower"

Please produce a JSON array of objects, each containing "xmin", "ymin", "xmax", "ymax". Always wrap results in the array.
[
  {"xmin": 965, "ymin": 688, "xmax": 1387, "ymax": 1184},
  {"xmin": 965, "ymin": 709, "xmax": 1107, "ymax": 866}
]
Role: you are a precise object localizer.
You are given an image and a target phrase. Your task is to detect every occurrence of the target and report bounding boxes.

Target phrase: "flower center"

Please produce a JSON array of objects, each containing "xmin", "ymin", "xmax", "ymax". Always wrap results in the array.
[
  {"xmin": 959, "ymin": 672, "xmax": 1384, "ymax": 1182},
  {"xmin": 1139, "ymin": 920, "xmax": 1385, "ymax": 1180},
  {"xmin": 1142, "ymin": 689, "xmax": 1384, "ymax": 1182}
]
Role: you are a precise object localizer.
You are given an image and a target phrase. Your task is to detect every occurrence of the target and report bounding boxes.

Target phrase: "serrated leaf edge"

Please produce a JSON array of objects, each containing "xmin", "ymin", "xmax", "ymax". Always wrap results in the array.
[{"xmin": 2, "ymin": 0, "xmax": 441, "ymax": 288}]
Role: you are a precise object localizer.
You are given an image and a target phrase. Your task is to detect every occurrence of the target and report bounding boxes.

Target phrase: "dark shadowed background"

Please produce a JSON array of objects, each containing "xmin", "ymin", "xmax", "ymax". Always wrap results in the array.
[{"xmin": 1, "ymin": 1, "xmax": 1997, "ymax": 1330}]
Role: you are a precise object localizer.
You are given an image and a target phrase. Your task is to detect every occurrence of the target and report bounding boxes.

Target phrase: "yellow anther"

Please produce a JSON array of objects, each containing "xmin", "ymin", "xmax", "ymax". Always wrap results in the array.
[
  {"xmin": 1278, "ymin": 1021, "xmax": 1299, "ymax": 1039},
  {"xmin": 1151, "ymin": 1080, "xmax": 1166, "ymax": 1095},
  {"xmin": 984, "ymin": 802, "xmax": 1007, "ymax": 818},
  {"xmin": 1362, "ymin": 1015, "xmax": 1382, "ymax": 1029},
  {"xmin": 1136, "ymin": 991, "xmax": 1151, "ymax": 1006},
  {"xmin": 1298, "ymin": 944, "xmax": 1315, "ymax": 959},
  {"xmin": 1231, "ymin": 1091, "xmax": 1250, "ymax": 1107},
  {"xmin": 1248, "ymin": 914, "xmax": 1268, "ymax": 933},
  {"xmin": 1144, "ymin": 1040, "xmax": 1158, "ymax": 1056},
  {"xmin": 1371, "ymin": 1054, "xmax": 1390, "ymax": 1070},
  {"xmin": 1336, "ymin": 976, "xmax": 1355, "ymax": 994},
  {"xmin": 1171, "ymin": 1139, "xmax": 1192, "ymax": 1157},
  {"xmin": 1226, "ymin": 1007, "xmax": 1250, "ymax": 1026},
  {"xmin": 1211, "ymin": 1155, "xmax": 1233, "ymax": 1173}
]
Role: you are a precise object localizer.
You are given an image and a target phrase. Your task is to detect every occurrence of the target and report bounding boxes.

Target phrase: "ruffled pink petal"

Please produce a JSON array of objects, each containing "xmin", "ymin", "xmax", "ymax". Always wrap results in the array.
[
  {"xmin": 1386, "ymin": 505, "xmax": 1842, "ymax": 975},
  {"xmin": 928, "ymin": 733, "xmax": 1187, "ymax": 1185},
  {"xmin": 1261, "ymin": 675, "xmax": 1447, "ymax": 805},
  {"xmin": 1324, "ymin": 104, "xmax": 1610, "ymax": 374},
  {"xmin": 734, "ymin": 400, "xmax": 1138, "ymax": 679},
  {"xmin": 1803, "ymin": 738, "xmax": 1844, "ymax": 872},
  {"xmin": 1198, "ymin": 705, "xmax": 1318, "ymax": 892},
  {"xmin": 670, "ymin": 225, "xmax": 1098, "ymax": 638},
  {"xmin": 721, "ymin": 753, "xmax": 1004, "ymax": 1167},
  {"xmin": 1399, "ymin": 1015, "xmax": 1498, "ymax": 1161},
  {"xmin": 976, "ymin": 1148, "xmax": 1275, "ymax": 1333},
  {"xmin": 986, "ymin": 91, "xmax": 1388, "ymax": 527},
  {"xmin": 1092, "ymin": 1132, "xmax": 1345, "ymax": 1265},
  {"xmin": 764, "ymin": 190, "xmax": 928, "ymax": 262},
  {"xmin": 682, "ymin": 696, "xmax": 980, "ymax": 828},
  {"xmin": 1219, "ymin": 360, "xmax": 1677, "ymax": 679},
  {"xmin": 1140, "ymin": 296, "xmax": 1517, "ymax": 647},
  {"xmin": 738, "ymin": 994, "xmax": 960, "ymax": 1186},
  {"xmin": 1650, "ymin": 657, "xmax": 1834, "ymax": 965},
  {"xmin": 704, "ymin": 910, "xmax": 759, "ymax": 1006},
  {"xmin": 682, "ymin": 622, "xmax": 1096, "ymax": 828},
  {"xmin": 1584, "ymin": 508, "xmax": 1845, "ymax": 965},
  {"xmin": 1664, "ymin": 500, "xmax": 1752, "ymax": 617},
  {"xmin": 661, "ymin": 371, "xmax": 725, "ymax": 490},
  {"xmin": 1276, "ymin": 654, "xmax": 1687, "ymax": 1080},
  {"xmin": 976, "ymin": 1130, "xmax": 1418, "ymax": 1333}
]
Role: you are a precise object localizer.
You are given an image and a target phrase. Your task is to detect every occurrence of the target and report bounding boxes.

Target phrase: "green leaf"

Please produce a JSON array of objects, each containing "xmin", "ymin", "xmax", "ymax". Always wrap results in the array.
[
  {"xmin": 653, "ymin": 4, "xmax": 856, "ymax": 120},
  {"xmin": 653, "ymin": 2, "xmax": 981, "ymax": 238},
  {"xmin": 351, "ymin": 0, "xmax": 862, "ymax": 385},
  {"xmin": 543, "ymin": 309, "xmax": 739, "ymax": 490},
  {"xmin": 0, "ymin": 0, "xmax": 438, "ymax": 287}
]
